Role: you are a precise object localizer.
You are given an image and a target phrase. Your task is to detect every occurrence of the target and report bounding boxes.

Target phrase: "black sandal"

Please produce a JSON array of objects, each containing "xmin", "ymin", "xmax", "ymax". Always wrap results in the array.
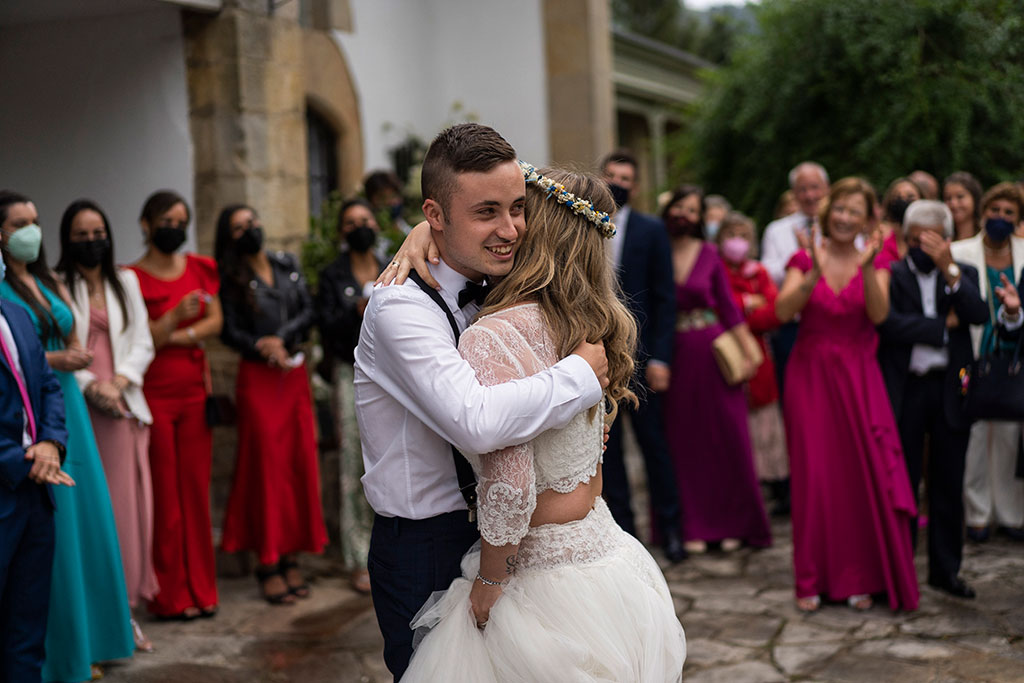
[
  {"xmin": 279, "ymin": 557, "xmax": 310, "ymax": 599},
  {"xmin": 255, "ymin": 565, "xmax": 294, "ymax": 605}
]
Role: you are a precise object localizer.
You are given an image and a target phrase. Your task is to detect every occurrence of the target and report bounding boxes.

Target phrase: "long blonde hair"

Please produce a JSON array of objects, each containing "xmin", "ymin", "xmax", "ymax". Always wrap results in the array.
[{"xmin": 479, "ymin": 167, "xmax": 638, "ymax": 417}]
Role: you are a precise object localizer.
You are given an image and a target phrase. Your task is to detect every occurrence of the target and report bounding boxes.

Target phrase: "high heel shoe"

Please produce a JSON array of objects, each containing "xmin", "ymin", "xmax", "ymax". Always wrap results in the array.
[
  {"xmin": 131, "ymin": 618, "xmax": 154, "ymax": 653},
  {"xmin": 256, "ymin": 565, "xmax": 295, "ymax": 605}
]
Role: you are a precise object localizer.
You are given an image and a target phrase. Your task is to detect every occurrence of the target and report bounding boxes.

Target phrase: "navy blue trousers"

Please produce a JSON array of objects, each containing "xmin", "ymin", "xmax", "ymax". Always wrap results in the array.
[
  {"xmin": 603, "ymin": 388, "xmax": 680, "ymax": 538},
  {"xmin": 0, "ymin": 481, "xmax": 54, "ymax": 683},
  {"xmin": 368, "ymin": 510, "xmax": 478, "ymax": 681}
]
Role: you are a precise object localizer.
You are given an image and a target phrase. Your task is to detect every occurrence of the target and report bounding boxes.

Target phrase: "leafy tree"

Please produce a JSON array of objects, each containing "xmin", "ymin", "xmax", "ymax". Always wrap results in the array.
[{"xmin": 681, "ymin": 0, "xmax": 1024, "ymax": 229}]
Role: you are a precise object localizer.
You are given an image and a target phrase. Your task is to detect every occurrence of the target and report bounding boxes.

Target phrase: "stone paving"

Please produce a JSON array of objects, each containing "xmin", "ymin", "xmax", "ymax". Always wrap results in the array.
[{"xmin": 100, "ymin": 515, "xmax": 1024, "ymax": 682}]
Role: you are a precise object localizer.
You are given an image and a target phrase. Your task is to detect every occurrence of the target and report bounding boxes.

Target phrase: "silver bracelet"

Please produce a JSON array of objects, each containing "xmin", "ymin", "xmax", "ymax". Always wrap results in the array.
[{"xmin": 475, "ymin": 572, "xmax": 507, "ymax": 587}]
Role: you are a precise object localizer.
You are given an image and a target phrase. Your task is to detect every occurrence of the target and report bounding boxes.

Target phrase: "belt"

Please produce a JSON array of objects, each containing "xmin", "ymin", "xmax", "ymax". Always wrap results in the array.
[{"xmin": 676, "ymin": 309, "xmax": 718, "ymax": 332}]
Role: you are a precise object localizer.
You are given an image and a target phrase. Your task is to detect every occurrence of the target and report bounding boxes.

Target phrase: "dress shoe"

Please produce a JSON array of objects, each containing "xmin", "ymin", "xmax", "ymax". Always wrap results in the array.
[
  {"xmin": 996, "ymin": 525, "xmax": 1024, "ymax": 542},
  {"xmin": 928, "ymin": 576, "xmax": 976, "ymax": 599},
  {"xmin": 966, "ymin": 526, "xmax": 990, "ymax": 543},
  {"xmin": 663, "ymin": 530, "xmax": 688, "ymax": 563}
]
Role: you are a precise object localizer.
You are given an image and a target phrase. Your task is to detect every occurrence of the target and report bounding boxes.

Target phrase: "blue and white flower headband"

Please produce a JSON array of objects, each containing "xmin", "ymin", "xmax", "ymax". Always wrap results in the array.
[{"xmin": 519, "ymin": 161, "xmax": 617, "ymax": 239}]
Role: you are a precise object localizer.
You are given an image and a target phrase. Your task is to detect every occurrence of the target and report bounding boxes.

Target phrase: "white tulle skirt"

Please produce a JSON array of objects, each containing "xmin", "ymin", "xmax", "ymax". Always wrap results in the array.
[{"xmin": 401, "ymin": 498, "xmax": 686, "ymax": 682}]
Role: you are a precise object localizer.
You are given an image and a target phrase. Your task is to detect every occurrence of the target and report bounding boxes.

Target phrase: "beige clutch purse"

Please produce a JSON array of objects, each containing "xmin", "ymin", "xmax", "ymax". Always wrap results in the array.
[{"xmin": 711, "ymin": 330, "xmax": 764, "ymax": 385}]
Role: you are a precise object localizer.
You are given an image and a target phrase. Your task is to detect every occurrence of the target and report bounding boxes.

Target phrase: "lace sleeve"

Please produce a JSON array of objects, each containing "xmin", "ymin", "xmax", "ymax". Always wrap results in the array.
[{"xmin": 459, "ymin": 319, "xmax": 540, "ymax": 547}]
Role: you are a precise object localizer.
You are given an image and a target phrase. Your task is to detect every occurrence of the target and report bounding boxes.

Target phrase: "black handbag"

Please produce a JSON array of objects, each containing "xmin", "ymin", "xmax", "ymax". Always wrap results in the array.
[
  {"xmin": 960, "ymin": 323, "xmax": 1024, "ymax": 422},
  {"xmin": 203, "ymin": 355, "xmax": 236, "ymax": 428}
]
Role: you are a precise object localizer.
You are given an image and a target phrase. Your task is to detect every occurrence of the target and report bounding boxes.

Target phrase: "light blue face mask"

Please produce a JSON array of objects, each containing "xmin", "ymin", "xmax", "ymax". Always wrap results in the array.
[
  {"xmin": 3, "ymin": 223, "xmax": 43, "ymax": 263},
  {"xmin": 0, "ymin": 252, "xmax": 5, "ymax": 282}
]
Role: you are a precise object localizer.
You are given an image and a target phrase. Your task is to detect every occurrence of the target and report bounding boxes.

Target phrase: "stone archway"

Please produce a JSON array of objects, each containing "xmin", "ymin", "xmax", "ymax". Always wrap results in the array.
[{"xmin": 302, "ymin": 29, "xmax": 363, "ymax": 202}]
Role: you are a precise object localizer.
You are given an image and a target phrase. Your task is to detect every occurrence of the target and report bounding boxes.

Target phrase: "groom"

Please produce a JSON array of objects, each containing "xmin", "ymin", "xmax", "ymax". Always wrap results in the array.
[{"xmin": 354, "ymin": 123, "xmax": 609, "ymax": 680}]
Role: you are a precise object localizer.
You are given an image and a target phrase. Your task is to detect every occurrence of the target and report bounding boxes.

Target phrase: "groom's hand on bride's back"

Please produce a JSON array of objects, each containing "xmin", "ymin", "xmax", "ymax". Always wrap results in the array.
[{"xmin": 572, "ymin": 340, "xmax": 609, "ymax": 389}]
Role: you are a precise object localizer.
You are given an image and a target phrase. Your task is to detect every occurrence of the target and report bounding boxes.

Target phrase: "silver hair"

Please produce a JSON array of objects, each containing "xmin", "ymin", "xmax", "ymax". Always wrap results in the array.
[
  {"xmin": 705, "ymin": 194, "xmax": 731, "ymax": 210},
  {"xmin": 788, "ymin": 161, "xmax": 829, "ymax": 188},
  {"xmin": 902, "ymin": 199, "xmax": 953, "ymax": 238}
]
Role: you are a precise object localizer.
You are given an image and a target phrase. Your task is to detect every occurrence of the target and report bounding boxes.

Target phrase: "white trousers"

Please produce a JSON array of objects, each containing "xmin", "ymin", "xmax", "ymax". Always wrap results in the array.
[{"xmin": 963, "ymin": 420, "xmax": 1024, "ymax": 528}]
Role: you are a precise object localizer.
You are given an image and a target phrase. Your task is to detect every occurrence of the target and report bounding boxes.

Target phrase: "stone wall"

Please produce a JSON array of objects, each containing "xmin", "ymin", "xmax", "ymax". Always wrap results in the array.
[{"xmin": 181, "ymin": 0, "xmax": 360, "ymax": 570}]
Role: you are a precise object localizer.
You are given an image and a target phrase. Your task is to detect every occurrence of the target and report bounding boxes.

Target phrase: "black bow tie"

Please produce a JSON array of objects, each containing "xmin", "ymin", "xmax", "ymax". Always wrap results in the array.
[{"xmin": 458, "ymin": 281, "xmax": 491, "ymax": 309}]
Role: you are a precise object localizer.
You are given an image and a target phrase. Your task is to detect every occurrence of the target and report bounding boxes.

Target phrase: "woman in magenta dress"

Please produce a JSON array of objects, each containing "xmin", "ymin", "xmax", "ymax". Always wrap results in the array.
[
  {"xmin": 776, "ymin": 177, "xmax": 918, "ymax": 612},
  {"xmin": 662, "ymin": 186, "xmax": 771, "ymax": 553}
]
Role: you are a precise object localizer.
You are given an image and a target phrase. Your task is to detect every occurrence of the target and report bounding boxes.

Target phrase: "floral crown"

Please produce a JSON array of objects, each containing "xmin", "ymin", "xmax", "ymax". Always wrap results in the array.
[{"xmin": 519, "ymin": 161, "xmax": 617, "ymax": 239}]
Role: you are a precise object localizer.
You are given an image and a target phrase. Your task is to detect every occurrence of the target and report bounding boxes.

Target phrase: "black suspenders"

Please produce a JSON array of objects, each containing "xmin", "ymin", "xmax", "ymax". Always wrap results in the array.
[{"xmin": 408, "ymin": 271, "xmax": 479, "ymax": 523}]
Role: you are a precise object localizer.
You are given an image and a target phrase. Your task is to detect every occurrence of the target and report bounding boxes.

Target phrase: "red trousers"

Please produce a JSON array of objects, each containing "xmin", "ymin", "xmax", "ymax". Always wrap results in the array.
[
  {"xmin": 221, "ymin": 361, "xmax": 327, "ymax": 565},
  {"xmin": 146, "ymin": 390, "xmax": 218, "ymax": 615}
]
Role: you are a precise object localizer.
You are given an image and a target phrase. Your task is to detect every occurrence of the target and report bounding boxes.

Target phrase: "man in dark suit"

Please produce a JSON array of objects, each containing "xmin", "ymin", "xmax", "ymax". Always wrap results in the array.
[
  {"xmin": 878, "ymin": 200, "xmax": 988, "ymax": 599},
  {"xmin": 1, "ymin": 292, "xmax": 71, "ymax": 682},
  {"xmin": 600, "ymin": 150, "xmax": 684, "ymax": 561}
]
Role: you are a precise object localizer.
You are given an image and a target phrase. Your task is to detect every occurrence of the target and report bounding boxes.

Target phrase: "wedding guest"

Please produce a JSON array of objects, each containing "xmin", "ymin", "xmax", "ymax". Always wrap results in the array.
[
  {"xmin": 762, "ymin": 162, "xmax": 830, "ymax": 394},
  {"xmin": 316, "ymin": 198, "xmax": 384, "ymax": 593},
  {"xmin": 878, "ymin": 200, "xmax": 988, "ymax": 598},
  {"xmin": 364, "ymin": 170, "xmax": 411, "ymax": 234},
  {"xmin": 0, "ymin": 237, "xmax": 70, "ymax": 683},
  {"xmin": 717, "ymin": 212, "xmax": 788, "ymax": 515},
  {"xmin": 703, "ymin": 194, "xmax": 731, "ymax": 241},
  {"xmin": 877, "ymin": 177, "xmax": 924, "ymax": 270},
  {"xmin": 129, "ymin": 190, "xmax": 223, "ymax": 620},
  {"xmin": 776, "ymin": 177, "xmax": 919, "ymax": 612},
  {"xmin": 1, "ymin": 191, "xmax": 134, "ymax": 680},
  {"xmin": 58, "ymin": 199, "xmax": 159, "ymax": 651},
  {"xmin": 774, "ymin": 190, "xmax": 798, "ymax": 220},
  {"xmin": 910, "ymin": 170, "xmax": 940, "ymax": 200},
  {"xmin": 944, "ymin": 171, "xmax": 983, "ymax": 240},
  {"xmin": 215, "ymin": 204, "xmax": 327, "ymax": 604},
  {"xmin": 951, "ymin": 182, "xmax": 1024, "ymax": 542},
  {"xmin": 600, "ymin": 150, "xmax": 684, "ymax": 562},
  {"xmin": 661, "ymin": 185, "xmax": 771, "ymax": 554}
]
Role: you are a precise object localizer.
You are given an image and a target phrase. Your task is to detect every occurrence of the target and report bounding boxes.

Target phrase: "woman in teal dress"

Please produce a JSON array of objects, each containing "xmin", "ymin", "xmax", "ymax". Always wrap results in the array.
[{"xmin": 0, "ymin": 195, "xmax": 133, "ymax": 682}]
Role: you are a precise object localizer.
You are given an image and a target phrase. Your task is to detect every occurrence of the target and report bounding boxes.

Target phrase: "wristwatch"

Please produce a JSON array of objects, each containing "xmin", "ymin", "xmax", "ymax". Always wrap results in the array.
[{"xmin": 946, "ymin": 263, "xmax": 961, "ymax": 280}]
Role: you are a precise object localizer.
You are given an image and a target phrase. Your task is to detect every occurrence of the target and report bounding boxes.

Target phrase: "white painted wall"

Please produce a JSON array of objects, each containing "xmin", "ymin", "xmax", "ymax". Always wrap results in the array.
[
  {"xmin": 0, "ymin": 5, "xmax": 195, "ymax": 264},
  {"xmin": 334, "ymin": 0, "xmax": 550, "ymax": 180}
]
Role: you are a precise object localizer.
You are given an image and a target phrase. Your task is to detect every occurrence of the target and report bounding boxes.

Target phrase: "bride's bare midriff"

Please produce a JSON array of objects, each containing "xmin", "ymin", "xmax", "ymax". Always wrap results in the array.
[{"xmin": 529, "ymin": 464, "xmax": 603, "ymax": 527}]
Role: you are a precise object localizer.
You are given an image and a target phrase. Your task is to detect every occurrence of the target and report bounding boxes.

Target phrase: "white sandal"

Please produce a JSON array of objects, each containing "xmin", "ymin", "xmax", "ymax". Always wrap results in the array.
[
  {"xmin": 847, "ymin": 594, "xmax": 872, "ymax": 611},
  {"xmin": 796, "ymin": 595, "xmax": 821, "ymax": 613}
]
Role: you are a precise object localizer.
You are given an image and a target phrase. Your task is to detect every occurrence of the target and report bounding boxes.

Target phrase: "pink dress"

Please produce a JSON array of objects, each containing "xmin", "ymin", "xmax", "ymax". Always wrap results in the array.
[
  {"xmin": 783, "ymin": 251, "xmax": 918, "ymax": 610},
  {"xmin": 85, "ymin": 306, "xmax": 159, "ymax": 606}
]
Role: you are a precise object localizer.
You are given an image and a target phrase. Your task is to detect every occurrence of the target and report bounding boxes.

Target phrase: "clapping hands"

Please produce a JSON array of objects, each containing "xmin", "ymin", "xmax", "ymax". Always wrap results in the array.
[{"xmin": 995, "ymin": 273, "xmax": 1021, "ymax": 319}]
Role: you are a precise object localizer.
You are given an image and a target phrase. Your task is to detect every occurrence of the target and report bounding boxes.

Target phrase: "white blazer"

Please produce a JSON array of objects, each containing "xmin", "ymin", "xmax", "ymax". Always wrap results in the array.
[
  {"xmin": 69, "ymin": 267, "xmax": 155, "ymax": 425},
  {"xmin": 949, "ymin": 232, "xmax": 1024, "ymax": 358}
]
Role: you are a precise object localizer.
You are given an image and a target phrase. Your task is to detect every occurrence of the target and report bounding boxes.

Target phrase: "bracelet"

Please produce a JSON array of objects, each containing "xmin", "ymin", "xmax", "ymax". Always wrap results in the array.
[
  {"xmin": 475, "ymin": 573, "xmax": 507, "ymax": 587},
  {"xmin": 186, "ymin": 327, "xmax": 197, "ymax": 343}
]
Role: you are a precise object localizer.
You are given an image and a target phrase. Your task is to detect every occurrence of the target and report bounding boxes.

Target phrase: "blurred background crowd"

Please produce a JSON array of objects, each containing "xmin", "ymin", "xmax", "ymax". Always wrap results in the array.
[{"xmin": 2, "ymin": 0, "xmax": 1023, "ymax": 680}]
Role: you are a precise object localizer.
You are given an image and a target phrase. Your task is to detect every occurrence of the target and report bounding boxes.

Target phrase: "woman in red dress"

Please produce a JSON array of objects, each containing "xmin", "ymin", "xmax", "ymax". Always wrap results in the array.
[
  {"xmin": 716, "ymin": 212, "xmax": 789, "ymax": 514},
  {"xmin": 129, "ymin": 190, "xmax": 223, "ymax": 620},
  {"xmin": 214, "ymin": 204, "xmax": 327, "ymax": 604}
]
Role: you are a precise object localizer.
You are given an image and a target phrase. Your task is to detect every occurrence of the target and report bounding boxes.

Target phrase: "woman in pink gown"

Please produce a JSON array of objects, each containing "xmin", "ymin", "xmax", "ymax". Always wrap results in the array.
[{"xmin": 776, "ymin": 177, "xmax": 919, "ymax": 612}]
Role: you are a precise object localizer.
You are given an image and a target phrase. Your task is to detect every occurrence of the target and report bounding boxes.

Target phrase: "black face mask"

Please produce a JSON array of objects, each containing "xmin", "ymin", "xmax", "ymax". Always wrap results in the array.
[
  {"xmin": 236, "ymin": 226, "xmax": 264, "ymax": 255},
  {"xmin": 664, "ymin": 215, "xmax": 702, "ymax": 239},
  {"xmin": 984, "ymin": 216, "xmax": 1015, "ymax": 242},
  {"xmin": 151, "ymin": 226, "xmax": 186, "ymax": 254},
  {"xmin": 908, "ymin": 246, "xmax": 936, "ymax": 274},
  {"xmin": 346, "ymin": 225, "xmax": 376, "ymax": 252},
  {"xmin": 607, "ymin": 183, "xmax": 630, "ymax": 209},
  {"xmin": 886, "ymin": 197, "xmax": 911, "ymax": 225},
  {"xmin": 70, "ymin": 238, "xmax": 110, "ymax": 269}
]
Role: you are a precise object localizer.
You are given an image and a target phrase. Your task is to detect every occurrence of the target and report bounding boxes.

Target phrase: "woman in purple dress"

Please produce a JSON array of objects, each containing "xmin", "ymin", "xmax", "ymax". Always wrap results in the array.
[
  {"xmin": 775, "ymin": 177, "xmax": 918, "ymax": 613},
  {"xmin": 662, "ymin": 186, "xmax": 771, "ymax": 554}
]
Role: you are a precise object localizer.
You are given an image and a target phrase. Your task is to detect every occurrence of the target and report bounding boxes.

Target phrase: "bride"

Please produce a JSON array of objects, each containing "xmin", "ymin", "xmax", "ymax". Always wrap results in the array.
[{"xmin": 399, "ymin": 165, "xmax": 686, "ymax": 682}]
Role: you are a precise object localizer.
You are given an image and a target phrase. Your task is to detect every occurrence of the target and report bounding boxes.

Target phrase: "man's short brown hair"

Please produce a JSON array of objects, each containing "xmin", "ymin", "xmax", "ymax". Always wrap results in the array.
[
  {"xmin": 600, "ymin": 149, "xmax": 638, "ymax": 175},
  {"xmin": 421, "ymin": 123, "xmax": 517, "ymax": 215}
]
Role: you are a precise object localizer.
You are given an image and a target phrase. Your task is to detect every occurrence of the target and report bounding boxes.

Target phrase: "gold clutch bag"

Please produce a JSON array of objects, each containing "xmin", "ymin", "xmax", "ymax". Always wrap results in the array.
[{"xmin": 711, "ymin": 330, "xmax": 764, "ymax": 385}]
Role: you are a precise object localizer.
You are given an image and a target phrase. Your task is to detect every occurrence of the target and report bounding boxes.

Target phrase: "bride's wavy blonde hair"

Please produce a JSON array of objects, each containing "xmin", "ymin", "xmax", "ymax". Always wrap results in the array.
[{"xmin": 478, "ymin": 167, "xmax": 638, "ymax": 418}]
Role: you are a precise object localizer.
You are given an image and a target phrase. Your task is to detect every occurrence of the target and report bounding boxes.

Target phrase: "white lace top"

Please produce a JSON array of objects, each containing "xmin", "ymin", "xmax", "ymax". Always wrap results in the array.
[{"xmin": 458, "ymin": 303, "xmax": 604, "ymax": 547}]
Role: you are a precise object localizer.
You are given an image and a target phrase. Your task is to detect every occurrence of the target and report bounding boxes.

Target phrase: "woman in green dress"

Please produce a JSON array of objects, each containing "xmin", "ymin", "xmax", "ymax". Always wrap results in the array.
[{"xmin": 0, "ymin": 191, "xmax": 133, "ymax": 682}]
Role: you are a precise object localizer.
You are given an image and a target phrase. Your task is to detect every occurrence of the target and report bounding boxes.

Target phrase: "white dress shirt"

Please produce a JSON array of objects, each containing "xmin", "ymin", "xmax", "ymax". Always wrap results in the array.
[
  {"xmin": 761, "ymin": 211, "xmax": 812, "ymax": 285},
  {"xmin": 608, "ymin": 204, "xmax": 631, "ymax": 269},
  {"xmin": 906, "ymin": 257, "xmax": 952, "ymax": 375},
  {"xmin": 0, "ymin": 312, "xmax": 32, "ymax": 448},
  {"xmin": 354, "ymin": 259, "xmax": 603, "ymax": 520}
]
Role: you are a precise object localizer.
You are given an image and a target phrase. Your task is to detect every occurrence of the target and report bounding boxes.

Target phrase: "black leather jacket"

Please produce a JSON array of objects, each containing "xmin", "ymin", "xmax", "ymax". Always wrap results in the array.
[
  {"xmin": 317, "ymin": 251, "xmax": 382, "ymax": 364},
  {"xmin": 220, "ymin": 251, "xmax": 315, "ymax": 361}
]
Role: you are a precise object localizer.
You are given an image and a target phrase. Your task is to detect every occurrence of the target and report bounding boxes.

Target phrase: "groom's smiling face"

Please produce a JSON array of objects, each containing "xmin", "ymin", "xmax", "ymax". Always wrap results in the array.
[{"xmin": 424, "ymin": 159, "xmax": 526, "ymax": 283}]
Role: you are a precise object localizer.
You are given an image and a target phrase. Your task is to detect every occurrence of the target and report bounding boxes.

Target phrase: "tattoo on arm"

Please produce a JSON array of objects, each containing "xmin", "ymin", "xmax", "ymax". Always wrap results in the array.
[{"xmin": 505, "ymin": 554, "xmax": 518, "ymax": 575}]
